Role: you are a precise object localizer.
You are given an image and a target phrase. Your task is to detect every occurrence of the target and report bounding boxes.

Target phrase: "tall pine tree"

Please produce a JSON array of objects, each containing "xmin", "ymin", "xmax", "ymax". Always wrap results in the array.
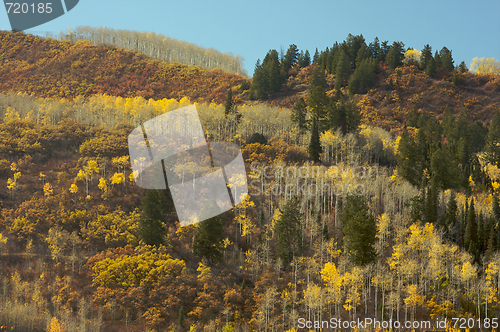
[
  {"xmin": 341, "ymin": 195, "xmax": 377, "ymax": 266},
  {"xmin": 275, "ymin": 196, "xmax": 303, "ymax": 265},
  {"xmin": 193, "ymin": 199, "xmax": 226, "ymax": 263},
  {"xmin": 308, "ymin": 117, "xmax": 322, "ymax": 163}
]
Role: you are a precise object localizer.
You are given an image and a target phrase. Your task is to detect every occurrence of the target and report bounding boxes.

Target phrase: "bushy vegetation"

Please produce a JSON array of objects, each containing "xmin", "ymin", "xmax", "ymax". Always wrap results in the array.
[{"xmin": 0, "ymin": 31, "xmax": 246, "ymax": 103}]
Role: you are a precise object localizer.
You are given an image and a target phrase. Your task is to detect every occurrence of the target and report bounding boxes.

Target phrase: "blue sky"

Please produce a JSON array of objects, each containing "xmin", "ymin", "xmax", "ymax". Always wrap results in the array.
[{"xmin": 1, "ymin": 0, "xmax": 499, "ymax": 76}]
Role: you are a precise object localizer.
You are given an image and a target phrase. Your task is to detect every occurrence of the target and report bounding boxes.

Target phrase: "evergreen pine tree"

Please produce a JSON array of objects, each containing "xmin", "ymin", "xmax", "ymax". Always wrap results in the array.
[
  {"xmin": 297, "ymin": 50, "xmax": 305, "ymax": 68},
  {"xmin": 139, "ymin": 189, "xmax": 173, "ymax": 246},
  {"xmin": 309, "ymin": 65, "xmax": 327, "ymax": 89},
  {"xmin": 308, "ymin": 117, "xmax": 322, "ymax": 163},
  {"xmin": 248, "ymin": 133, "xmax": 267, "ymax": 145},
  {"xmin": 292, "ymin": 97, "xmax": 308, "ymax": 135},
  {"xmin": 430, "ymin": 146, "xmax": 461, "ymax": 190},
  {"xmin": 348, "ymin": 58, "xmax": 374, "ymax": 95},
  {"xmin": 396, "ymin": 128, "xmax": 422, "ymax": 186},
  {"xmin": 355, "ymin": 44, "xmax": 371, "ymax": 68},
  {"xmin": 426, "ymin": 57, "xmax": 437, "ymax": 77},
  {"xmin": 313, "ymin": 48, "xmax": 319, "ymax": 63},
  {"xmin": 464, "ymin": 199, "xmax": 479, "ymax": 259},
  {"xmin": 458, "ymin": 61, "xmax": 468, "ymax": 73},
  {"xmin": 303, "ymin": 50, "xmax": 311, "ymax": 67},
  {"xmin": 308, "ymin": 86, "xmax": 329, "ymax": 126},
  {"xmin": 275, "ymin": 196, "xmax": 303, "ymax": 265},
  {"xmin": 193, "ymin": 199, "xmax": 225, "ymax": 263},
  {"xmin": 225, "ymin": 88, "xmax": 233, "ymax": 116},
  {"xmin": 341, "ymin": 195, "xmax": 377, "ymax": 266},
  {"xmin": 334, "ymin": 50, "xmax": 351, "ymax": 91},
  {"xmin": 282, "ymin": 44, "xmax": 299, "ymax": 74},
  {"xmin": 452, "ymin": 70, "xmax": 458, "ymax": 86},
  {"xmin": 434, "ymin": 50, "xmax": 442, "ymax": 68},
  {"xmin": 368, "ymin": 37, "xmax": 380, "ymax": 61},
  {"xmin": 477, "ymin": 213, "xmax": 486, "ymax": 254},
  {"xmin": 439, "ymin": 47, "xmax": 454, "ymax": 72},
  {"xmin": 240, "ymin": 279, "xmax": 246, "ymax": 293},
  {"xmin": 262, "ymin": 49, "xmax": 282, "ymax": 94},
  {"xmin": 178, "ymin": 306, "xmax": 185, "ymax": 327},
  {"xmin": 444, "ymin": 191, "xmax": 458, "ymax": 241},
  {"xmin": 422, "ymin": 177, "xmax": 438, "ymax": 224},
  {"xmin": 249, "ymin": 59, "xmax": 267, "ymax": 100},
  {"xmin": 420, "ymin": 44, "xmax": 433, "ymax": 70},
  {"xmin": 376, "ymin": 40, "xmax": 389, "ymax": 63},
  {"xmin": 329, "ymin": 99, "xmax": 361, "ymax": 135},
  {"xmin": 485, "ymin": 222, "xmax": 496, "ymax": 261},
  {"xmin": 385, "ymin": 47, "xmax": 397, "ymax": 69}
]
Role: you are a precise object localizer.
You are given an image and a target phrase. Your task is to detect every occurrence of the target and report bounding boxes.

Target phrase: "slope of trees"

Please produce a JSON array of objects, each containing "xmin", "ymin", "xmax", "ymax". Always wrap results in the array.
[
  {"xmin": 3, "ymin": 31, "xmax": 500, "ymax": 332},
  {"xmin": 0, "ymin": 31, "xmax": 246, "ymax": 103},
  {"xmin": 59, "ymin": 26, "xmax": 247, "ymax": 76}
]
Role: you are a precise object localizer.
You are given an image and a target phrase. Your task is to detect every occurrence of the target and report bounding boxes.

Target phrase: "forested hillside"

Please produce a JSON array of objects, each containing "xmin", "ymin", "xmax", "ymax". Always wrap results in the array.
[
  {"xmin": 0, "ymin": 31, "xmax": 246, "ymax": 103},
  {"xmin": 57, "ymin": 26, "xmax": 247, "ymax": 77},
  {"xmin": 248, "ymin": 35, "xmax": 500, "ymax": 133},
  {"xmin": 1, "ymin": 31, "xmax": 500, "ymax": 332}
]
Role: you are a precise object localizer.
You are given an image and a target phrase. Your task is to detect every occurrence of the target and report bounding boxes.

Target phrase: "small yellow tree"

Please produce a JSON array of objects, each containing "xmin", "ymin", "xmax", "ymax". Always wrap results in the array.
[
  {"xmin": 43, "ymin": 182, "xmax": 53, "ymax": 196},
  {"xmin": 110, "ymin": 172, "xmax": 125, "ymax": 186},
  {"xmin": 47, "ymin": 317, "xmax": 67, "ymax": 332},
  {"xmin": 98, "ymin": 178, "xmax": 107, "ymax": 193},
  {"xmin": 470, "ymin": 57, "xmax": 500, "ymax": 74}
]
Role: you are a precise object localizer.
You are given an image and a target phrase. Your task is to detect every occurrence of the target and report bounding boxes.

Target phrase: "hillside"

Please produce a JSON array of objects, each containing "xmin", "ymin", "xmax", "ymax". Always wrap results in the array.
[
  {"xmin": 0, "ymin": 31, "xmax": 246, "ymax": 103},
  {"xmin": 2, "ymin": 31, "xmax": 500, "ymax": 332},
  {"xmin": 58, "ymin": 26, "xmax": 247, "ymax": 76},
  {"xmin": 263, "ymin": 62, "xmax": 500, "ymax": 134}
]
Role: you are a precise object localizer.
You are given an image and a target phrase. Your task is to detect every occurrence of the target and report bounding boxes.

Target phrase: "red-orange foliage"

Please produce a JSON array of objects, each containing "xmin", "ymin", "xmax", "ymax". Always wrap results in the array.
[{"xmin": 0, "ymin": 31, "xmax": 245, "ymax": 103}]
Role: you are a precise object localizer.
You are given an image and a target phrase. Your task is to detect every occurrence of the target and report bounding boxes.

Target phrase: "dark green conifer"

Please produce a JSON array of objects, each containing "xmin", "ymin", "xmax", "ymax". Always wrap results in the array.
[
  {"xmin": 193, "ymin": 199, "xmax": 225, "ymax": 263},
  {"xmin": 225, "ymin": 88, "xmax": 233, "ymax": 116},
  {"xmin": 292, "ymin": 97, "xmax": 308, "ymax": 135},
  {"xmin": 426, "ymin": 57, "xmax": 437, "ymax": 77},
  {"xmin": 464, "ymin": 199, "xmax": 478, "ymax": 259},
  {"xmin": 420, "ymin": 44, "xmax": 433, "ymax": 70},
  {"xmin": 275, "ymin": 196, "xmax": 303, "ymax": 265},
  {"xmin": 334, "ymin": 50, "xmax": 351, "ymax": 91},
  {"xmin": 341, "ymin": 195, "xmax": 377, "ymax": 266},
  {"xmin": 308, "ymin": 117, "xmax": 322, "ymax": 163}
]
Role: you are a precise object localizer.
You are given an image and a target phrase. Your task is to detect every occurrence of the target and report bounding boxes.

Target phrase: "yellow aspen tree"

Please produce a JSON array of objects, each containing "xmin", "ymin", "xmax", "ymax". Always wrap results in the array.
[
  {"xmin": 7, "ymin": 178, "xmax": 16, "ymax": 199},
  {"xmin": 69, "ymin": 183, "xmax": 78, "ymax": 203},
  {"xmin": 98, "ymin": 178, "xmax": 107, "ymax": 193},
  {"xmin": 321, "ymin": 262, "xmax": 343, "ymax": 318},
  {"xmin": 403, "ymin": 49, "xmax": 420, "ymax": 64},
  {"xmin": 303, "ymin": 283, "xmax": 322, "ymax": 322},
  {"xmin": 470, "ymin": 57, "xmax": 500, "ymax": 74},
  {"xmin": 47, "ymin": 317, "xmax": 67, "ymax": 332},
  {"xmin": 234, "ymin": 194, "xmax": 255, "ymax": 242},
  {"xmin": 404, "ymin": 284, "xmax": 424, "ymax": 321},
  {"xmin": 43, "ymin": 182, "xmax": 53, "ymax": 196},
  {"xmin": 343, "ymin": 267, "xmax": 363, "ymax": 320},
  {"xmin": 110, "ymin": 172, "xmax": 125, "ymax": 186},
  {"xmin": 112, "ymin": 156, "xmax": 130, "ymax": 184},
  {"xmin": 129, "ymin": 170, "xmax": 138, "ymax": 185},
  {"xmin": 485, "ymin": 261, "xmax": 499, "ymax": 317},
  {"xmin": 461, "ymin": 261, "xmax": 477, "ymax": 304},
  {"xmin": 376, "ymin": 213, "xmax": 390, "ymax": 255}
]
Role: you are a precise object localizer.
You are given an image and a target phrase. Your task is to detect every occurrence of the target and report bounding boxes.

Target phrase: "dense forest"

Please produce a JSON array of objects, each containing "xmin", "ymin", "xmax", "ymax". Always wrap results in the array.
[{"xmin": 1, "ymin": 30, "xmax": 500, "ymax": 332}]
